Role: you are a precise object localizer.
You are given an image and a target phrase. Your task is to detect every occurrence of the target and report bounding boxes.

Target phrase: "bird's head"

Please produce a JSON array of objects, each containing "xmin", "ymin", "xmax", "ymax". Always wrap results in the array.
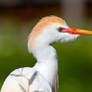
[{"xmin": 28, "ymin": 16, "xmax": 92, "ymax": 52}]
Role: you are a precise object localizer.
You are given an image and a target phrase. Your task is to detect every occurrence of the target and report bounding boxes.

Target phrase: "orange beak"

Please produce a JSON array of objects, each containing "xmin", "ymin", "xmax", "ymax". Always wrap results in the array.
[{"xmin": 64, "ymin": 28, "xmax": 92, "ymax": 35}]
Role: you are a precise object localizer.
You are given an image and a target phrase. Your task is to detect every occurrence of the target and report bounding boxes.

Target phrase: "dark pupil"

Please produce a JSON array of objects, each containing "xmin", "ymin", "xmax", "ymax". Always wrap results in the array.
[{"xmin": 58, "ymin": 27, "xmax": 64, "ymax": 32}]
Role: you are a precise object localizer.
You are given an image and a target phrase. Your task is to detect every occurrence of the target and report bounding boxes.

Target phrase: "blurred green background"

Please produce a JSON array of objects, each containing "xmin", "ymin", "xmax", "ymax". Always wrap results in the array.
[{"xmin": 0, "ymin": 0, "xmax": 92, "ymax": 92}]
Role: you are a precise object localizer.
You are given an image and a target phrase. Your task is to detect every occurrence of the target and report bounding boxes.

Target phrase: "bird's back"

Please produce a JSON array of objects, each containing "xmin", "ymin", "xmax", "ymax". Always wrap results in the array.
[{"xmin": 1, "ymin": 67, "xmax": 52, "ymax": 92}]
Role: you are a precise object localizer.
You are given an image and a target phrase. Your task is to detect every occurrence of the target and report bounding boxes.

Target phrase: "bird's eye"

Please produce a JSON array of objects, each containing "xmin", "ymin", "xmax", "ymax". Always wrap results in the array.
[{"xmin": 57, "ymin": 27, "xmax": 64, "ymax": 32}]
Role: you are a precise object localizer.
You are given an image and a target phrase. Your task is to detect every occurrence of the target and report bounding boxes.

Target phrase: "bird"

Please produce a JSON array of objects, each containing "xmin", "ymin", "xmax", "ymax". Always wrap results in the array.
[{"xmin": 1, "ymin": 15, "xmax": 92, "ymax": 92}]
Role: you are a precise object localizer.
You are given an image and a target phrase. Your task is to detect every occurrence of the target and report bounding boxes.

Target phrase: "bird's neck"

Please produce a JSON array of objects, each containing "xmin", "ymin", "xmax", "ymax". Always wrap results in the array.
[{"xmin": 33, "ymin": 45, "xmax": 58, "ymax": 87}]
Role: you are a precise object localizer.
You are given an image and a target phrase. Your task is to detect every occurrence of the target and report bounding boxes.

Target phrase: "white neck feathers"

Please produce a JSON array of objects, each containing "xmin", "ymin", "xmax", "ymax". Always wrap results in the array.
[{"xmin": 33, "ymin": 45, "xmax": 58, "ymax": 87}]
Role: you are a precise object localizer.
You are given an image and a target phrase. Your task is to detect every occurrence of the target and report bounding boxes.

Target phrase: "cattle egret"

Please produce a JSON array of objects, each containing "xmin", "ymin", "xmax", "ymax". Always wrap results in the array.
[{"xmin": 1, "ymin": 16, "xmax": 92, "ymax": 92}]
